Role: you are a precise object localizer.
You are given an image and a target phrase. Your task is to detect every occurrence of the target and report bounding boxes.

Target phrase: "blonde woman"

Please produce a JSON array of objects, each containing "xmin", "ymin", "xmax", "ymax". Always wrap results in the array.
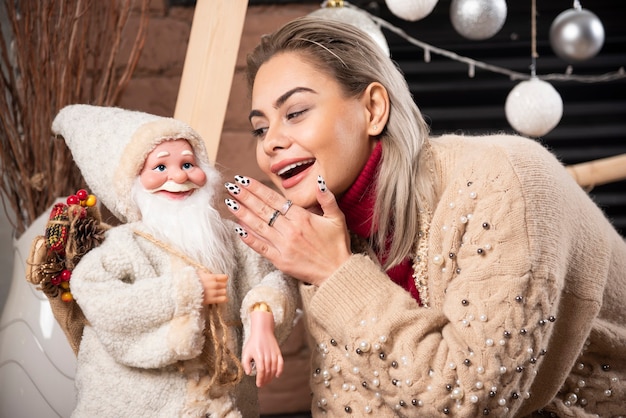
[{"xmin": 224, "ymin": 16, "xmax": 626, "ymax": 417}]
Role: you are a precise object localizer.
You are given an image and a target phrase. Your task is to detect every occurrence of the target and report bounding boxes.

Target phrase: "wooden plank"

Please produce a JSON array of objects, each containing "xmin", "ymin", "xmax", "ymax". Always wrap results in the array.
[
  {"xmin": 566, "ymin": 154, "xmax": 626, "ymax": 189},
  {"xmin": 174, "ymin": 0, "xmax": 248, "ymax": 162}
]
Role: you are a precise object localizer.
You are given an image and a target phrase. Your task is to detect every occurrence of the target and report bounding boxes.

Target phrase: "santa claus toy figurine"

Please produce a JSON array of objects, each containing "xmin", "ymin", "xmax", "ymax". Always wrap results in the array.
[{"xmin": 49, "ymin": 105, "xmax": 298, "ymax": 418}]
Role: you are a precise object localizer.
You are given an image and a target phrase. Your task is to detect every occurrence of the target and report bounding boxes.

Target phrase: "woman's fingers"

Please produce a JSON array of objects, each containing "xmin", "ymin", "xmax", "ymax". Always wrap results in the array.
[
  {"xmin": 235, "ymin": 175, "xmax": 293, "ymax": 216},
  {"xmin": 315, "ymin": 175, "xmax": 346, "ymax": 223},
  {"xmin": 225, "ymin": 182, "xmax": 277, "ymax": 227},
  {"xmin": 226, "ymin": 175, "xmax": 290, "ymax": 221},
  {"xmin": 225, "ymin": 178, "xmax": 289, "ymax": 234},
  {"xmin": 224, "ymin": 174, "xmax": 352, "ymax": 285},
  {"xmin": 224, "ymin": 176, "xmax": 291, "ymax": 251}
]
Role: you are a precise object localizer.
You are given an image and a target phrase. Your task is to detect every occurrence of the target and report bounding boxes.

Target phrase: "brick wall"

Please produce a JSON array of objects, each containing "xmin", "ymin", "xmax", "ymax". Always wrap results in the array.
[{"xmin": 119, "ymin": 1, "xmax": 319, "ymax": 188}]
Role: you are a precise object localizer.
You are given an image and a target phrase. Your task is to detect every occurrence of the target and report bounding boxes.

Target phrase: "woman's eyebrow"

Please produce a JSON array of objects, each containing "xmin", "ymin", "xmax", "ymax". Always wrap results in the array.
[{"xmin": 249, "ymin": 86, "xmax": 316, "ymax": 122}]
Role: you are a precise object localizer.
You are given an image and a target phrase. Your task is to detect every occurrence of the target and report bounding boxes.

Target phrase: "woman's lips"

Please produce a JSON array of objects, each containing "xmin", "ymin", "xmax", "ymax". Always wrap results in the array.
[
  {"xmin": 280, "ymin": 163, "xmax": 314, "ymax": 189},
  {"xmin": 272, "ymin": 158, "xmax": 316, "ymax": 189},
  {"xmin": 276, "ymin": 158, "xmax": 315, "ymax": 177}
]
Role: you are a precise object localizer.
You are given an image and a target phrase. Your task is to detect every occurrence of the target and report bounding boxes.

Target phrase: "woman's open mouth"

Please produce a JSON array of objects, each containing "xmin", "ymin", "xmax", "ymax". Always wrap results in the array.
[{"xmin": 277, "ymin": 159, "xmax": 315, "ymax": 179}]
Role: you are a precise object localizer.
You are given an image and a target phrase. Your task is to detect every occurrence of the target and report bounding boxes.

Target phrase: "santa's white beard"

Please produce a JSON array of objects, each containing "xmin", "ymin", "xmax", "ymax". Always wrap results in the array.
[{"xmin": 132, "ymin": 178, "xmax": 235, "ymax": 276}]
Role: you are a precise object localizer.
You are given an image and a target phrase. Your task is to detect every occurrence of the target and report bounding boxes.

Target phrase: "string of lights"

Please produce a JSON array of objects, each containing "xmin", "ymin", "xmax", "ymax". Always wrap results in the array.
[{"xmin": 339, "ymin": 1, "xmax": 626, "ymax": 83}]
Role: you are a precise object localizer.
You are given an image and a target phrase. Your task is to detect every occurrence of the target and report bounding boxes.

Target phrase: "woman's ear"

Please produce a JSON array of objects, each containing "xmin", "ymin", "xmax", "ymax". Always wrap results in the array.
[{"xmin": 363, "ymin": 82, "xmax": 390, "ymax": 136}]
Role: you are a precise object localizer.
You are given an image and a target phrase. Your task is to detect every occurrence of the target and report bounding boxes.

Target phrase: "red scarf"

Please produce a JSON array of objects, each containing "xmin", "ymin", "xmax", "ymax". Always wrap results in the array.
[{"xmin": 337, "ymin": 142, "xmax": 421, "ymax": 303}]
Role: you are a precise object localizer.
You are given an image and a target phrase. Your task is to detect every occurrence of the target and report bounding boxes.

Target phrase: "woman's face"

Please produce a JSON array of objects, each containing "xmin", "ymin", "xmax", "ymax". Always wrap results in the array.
[{"xmin": 249, "ymin": 52, "xmax": 377, "ymax": 210}]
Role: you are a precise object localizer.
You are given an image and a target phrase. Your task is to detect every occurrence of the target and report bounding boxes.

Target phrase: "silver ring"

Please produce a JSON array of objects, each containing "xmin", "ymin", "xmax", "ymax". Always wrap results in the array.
[
  {"xmin": 280, "ymin": 200, "xmax": 292, "ymax": 215},
  {"xmin": 268, "ymin": 209, "xmax": 281, "ymax": 227}
]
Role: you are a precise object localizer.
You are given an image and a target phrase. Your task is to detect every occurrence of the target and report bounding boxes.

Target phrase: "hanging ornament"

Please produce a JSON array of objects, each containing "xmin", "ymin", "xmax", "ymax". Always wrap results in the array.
[
  {"xmin": 386, "ymin": 0, "xmax": 438, "ymax": 22},
  {"xmin": 549, "ymin": 5, "xmax": 605, "ymax": 62},
  {"xmin": 309, "ymin": 3, "xmax": 390, "ymax": 56},
  {"xmin": 450, "ymin": 0, "xmax": 507, "ymax": 41},
  {"xmin": 505, "ymin": 78, "xmax": 563, "ymax": 137}
]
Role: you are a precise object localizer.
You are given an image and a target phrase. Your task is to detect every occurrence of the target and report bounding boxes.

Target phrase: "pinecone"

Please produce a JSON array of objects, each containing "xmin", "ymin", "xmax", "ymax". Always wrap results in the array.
[{"xmin": 66, "ymin": 211, "xmax": 108, "ymax": 270}]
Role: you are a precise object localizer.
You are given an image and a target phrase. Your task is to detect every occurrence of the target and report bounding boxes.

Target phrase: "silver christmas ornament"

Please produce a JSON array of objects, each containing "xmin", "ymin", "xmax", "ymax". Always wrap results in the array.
[
  {"xmin": 505, "ymin": 78, "xmax": 563, "ymax": 138},
  {"xmin": 386, "ymin": 0, "xmax": 438, "ymax": 22},
  {"xmin": 309, "ymin": 6, "xmax": 390, "ymax": 56},
  {"xmin": 450, "ymin": 0, "xmax": 507, "ymax": 41},
  {"xmin": 549, "ymin": 8, "xmax": 605, "ymax": 62}
]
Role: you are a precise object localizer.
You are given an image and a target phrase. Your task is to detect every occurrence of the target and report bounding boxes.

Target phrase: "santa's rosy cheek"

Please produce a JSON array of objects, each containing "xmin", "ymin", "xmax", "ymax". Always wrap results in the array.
[{"xmin": 139, "ymin": 170, "xmax": 166, "ymax": 190}]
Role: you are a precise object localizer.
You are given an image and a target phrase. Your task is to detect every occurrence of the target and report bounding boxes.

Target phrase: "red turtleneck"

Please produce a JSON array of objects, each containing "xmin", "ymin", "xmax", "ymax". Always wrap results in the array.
[{"xmin": 337, "ymin": 142, "xmax": 421, "ymax": 303}]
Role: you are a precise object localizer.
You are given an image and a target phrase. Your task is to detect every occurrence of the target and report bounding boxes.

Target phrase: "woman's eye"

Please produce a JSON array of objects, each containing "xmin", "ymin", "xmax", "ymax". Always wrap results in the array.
[
  {"xmin": 251, "ymin": 127, "xmax": 267, "ymax": 138},
  {"xmin": 287, "ymin": 109, "xmax": 306, "ymax": 120}
]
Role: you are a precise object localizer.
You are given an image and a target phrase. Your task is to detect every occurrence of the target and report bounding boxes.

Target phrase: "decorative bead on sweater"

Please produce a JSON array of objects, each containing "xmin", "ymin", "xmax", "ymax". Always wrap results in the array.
[{"xmin": 300, "ymin": 134, "xmax": 626, "ymax": 417}]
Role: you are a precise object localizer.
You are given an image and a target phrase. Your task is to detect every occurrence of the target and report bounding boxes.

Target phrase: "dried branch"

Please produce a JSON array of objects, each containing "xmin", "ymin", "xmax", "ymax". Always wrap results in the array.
[{"xmin": 0, "ymin": 0, "xmax": 150, "ymax": 237}]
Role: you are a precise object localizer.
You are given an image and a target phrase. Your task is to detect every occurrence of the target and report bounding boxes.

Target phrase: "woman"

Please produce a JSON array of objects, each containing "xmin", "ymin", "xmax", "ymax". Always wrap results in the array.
[{"xmin": 224, "ymin": 16, "xmax": 626, "ymax": 417}]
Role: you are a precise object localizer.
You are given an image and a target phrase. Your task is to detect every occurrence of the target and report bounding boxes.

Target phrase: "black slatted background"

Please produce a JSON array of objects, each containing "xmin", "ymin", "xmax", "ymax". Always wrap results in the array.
[{"xmin": 352, "ymin": 0, "xmax": 626, "ymax": 237}]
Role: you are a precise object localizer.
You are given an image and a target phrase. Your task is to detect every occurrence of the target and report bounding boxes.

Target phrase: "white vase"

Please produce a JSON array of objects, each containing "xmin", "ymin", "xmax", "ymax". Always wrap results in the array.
[{"xmin": 0, "ymin": 201, "xmax": 77, "ymax": 418}]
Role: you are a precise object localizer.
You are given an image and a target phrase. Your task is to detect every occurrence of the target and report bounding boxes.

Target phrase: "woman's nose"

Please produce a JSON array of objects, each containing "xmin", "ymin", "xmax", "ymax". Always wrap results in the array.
[{"xmin": 262, "ymin": 125, "xmax": 289, "ymax": 154}]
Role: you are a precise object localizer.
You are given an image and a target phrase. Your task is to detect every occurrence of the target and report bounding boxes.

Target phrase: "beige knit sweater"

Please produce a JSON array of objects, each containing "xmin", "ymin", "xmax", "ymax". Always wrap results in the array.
[{"xmin": 300, "ymin": 134, "xmax": 626, "ymax": 417}]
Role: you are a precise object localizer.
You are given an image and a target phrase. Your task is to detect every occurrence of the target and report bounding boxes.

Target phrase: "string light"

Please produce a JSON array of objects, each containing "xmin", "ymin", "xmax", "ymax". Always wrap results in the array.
[
  {"xmin": 530, "ymin": 0, "xmax": 538, "ymax": 77},
  {"xmin": 339, "ymin": 1, "xmax": 625, "ymax": 83}
]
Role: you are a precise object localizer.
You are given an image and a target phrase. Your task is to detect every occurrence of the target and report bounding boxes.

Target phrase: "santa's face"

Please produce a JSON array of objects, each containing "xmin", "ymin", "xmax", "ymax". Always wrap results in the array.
[
  {"xmin": 139, "ymin": 139, "xmax": 207, "ymax": 200},
  {"xmin": 133, "ymin": 141, "xmax": 232, "ymax": 273}
]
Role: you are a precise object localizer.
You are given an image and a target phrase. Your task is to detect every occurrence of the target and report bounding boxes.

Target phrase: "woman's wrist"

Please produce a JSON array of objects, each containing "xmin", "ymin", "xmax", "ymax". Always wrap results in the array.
[{"xmin": 313, "ymin": 252, "xmax": 352, "ymax": 287}]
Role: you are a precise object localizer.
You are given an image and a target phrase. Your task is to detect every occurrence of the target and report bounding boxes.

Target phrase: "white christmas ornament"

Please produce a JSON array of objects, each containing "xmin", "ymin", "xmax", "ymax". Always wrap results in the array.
[
  {"xmin": 450, "ymin": 0, "xmax": 507, "ymax": 41},
  {"xmin": 549, "ymin": 8, "xmax": 605, "ymax": 62},
  {"xmin": 309, "ymin": 6, "xmax": 390, "ymax": 56},
  {"xmin": 386, "ymin": 0, "xmax": 438, "ymax": 22},
  {"xmin": 505, "ymin": 78, "xmax": 563, "ymax": 137}
]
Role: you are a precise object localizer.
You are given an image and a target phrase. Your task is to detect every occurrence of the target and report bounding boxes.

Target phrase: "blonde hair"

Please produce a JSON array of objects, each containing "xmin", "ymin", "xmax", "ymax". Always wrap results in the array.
[{"xmin": 246, "ymin": 16, "xmax": 435, "ymax": 269}]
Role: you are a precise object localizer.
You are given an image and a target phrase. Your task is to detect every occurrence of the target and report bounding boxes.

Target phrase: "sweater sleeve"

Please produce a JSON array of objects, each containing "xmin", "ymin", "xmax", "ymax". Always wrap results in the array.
[
  {"xmin": 302, "ymin": 137, "xmax": 575, "ymax": 417},
  {"xmin": 71, "ymin": 225, "xmax": 206, "ymax": 368}
]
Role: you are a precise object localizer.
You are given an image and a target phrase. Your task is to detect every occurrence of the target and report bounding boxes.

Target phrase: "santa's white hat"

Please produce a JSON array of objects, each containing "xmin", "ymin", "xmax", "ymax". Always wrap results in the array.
[{"xmin": 52, "ymin": 105, "xmax": 211, "ymax": 223}]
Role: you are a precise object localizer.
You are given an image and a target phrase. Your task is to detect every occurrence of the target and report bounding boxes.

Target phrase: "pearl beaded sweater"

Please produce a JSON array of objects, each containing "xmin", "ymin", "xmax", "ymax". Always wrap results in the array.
[{"xmin": 300, "ymin": 134, "xmax": 626, "ymax": 417}]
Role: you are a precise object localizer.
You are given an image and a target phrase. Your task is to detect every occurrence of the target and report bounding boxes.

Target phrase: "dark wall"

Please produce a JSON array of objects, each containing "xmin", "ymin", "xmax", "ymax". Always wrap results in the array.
[{"xmin": 356, "ymin": 0, "xmax": 626, "ymax": 237}]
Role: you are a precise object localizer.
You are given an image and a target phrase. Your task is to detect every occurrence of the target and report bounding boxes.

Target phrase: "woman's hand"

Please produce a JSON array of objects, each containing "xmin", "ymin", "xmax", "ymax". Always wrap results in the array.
[
  {"xmin": 224, "ymin": 175, "xmax": 351, "ymax": 286},
  {"xmin": 197, "ymin": 271, "xmax": 228, "ymax": 305},
  {"xmin": 241, "ymin": 310, "xmax": 283, "ymax": 387}
]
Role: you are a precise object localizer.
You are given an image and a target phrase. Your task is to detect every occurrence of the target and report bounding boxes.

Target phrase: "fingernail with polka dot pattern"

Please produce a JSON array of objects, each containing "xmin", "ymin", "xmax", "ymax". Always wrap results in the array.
[
  {"xmin": 317, "ymin": 175, "xmax": 327, "ymax": 192},
  {"xmin": 225, "ymin": 198, "xmax": 239, "ymax": 211},
  {"xmin": 235, "ymin": 175, "xmax": 250, "ymax": 186},
  {"xmin": 225, "ymin": 182, "xmax": 240, "ymax": 195}
]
